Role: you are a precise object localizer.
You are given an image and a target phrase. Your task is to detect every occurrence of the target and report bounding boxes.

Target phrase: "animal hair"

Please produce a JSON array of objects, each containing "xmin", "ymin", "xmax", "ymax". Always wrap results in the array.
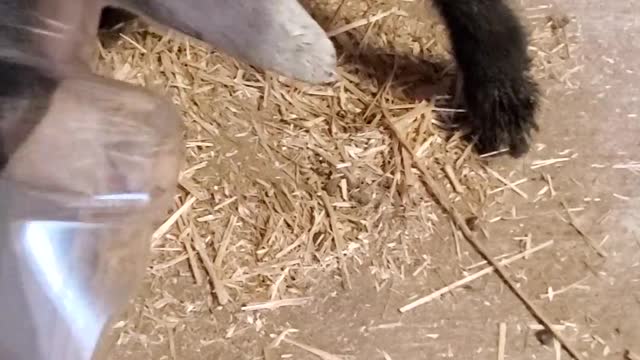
[
  {"xmin": 432, "ymin": 0, "xmax": 539, "ymax": 156},
  {"xmin": 98, "ymin": 0, "xmax": 540, "ymax": 156}
]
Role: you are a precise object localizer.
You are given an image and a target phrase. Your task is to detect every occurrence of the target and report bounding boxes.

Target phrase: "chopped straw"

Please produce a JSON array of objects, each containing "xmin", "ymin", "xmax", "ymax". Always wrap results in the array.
[
  {"xmin": 444, "ymin": 164, "xmax": 464, "ymax": 193},
  {"xmin": 327, "ymin": 7, "xmax": 406, "ymax": 37},
  {"xmin": 488, "ymin": 178, "xmax": 528, "ymax": 195},
  {"xmin": 485, "ymin": 167, "xmax": 529, "ymax": 199},
  {"xmin": 166, "ymin": 325, "xmax": 177, "ymax": 360},
  {"xmin": 96, "ymin": 4, "xmax": 583, "ymax": 357},
  {"xmin": 498, "ymin": 322, "xmax": 507, "ymax": 360},
  {"xmin": 321, "ymin": 191, "xmax": 352, "ymax": 290},
  {"xmin": 626, "ymin": 350, "xmax": 640, "ymax": 360},
  {"xmin": 379, "ymin": 350, "xmax": 394, "ymax": 360},
  {"xmin": 383, "ymin": 107, "xmax": 583, "ymax": 359},
  {"xmin": 282, "ymin": 337, "xmax": 344, "ymax": 360},
  {"xmin": 561, "ymin": 201, "xmax": 608, "ymax": 257},
  {"xmin": 152, "ymin": 196, "xmax": 197, "ymax": 243},
  {"xmin": 183, "ymin": 225, "xmax": 204, "ymax": 285},
  {"xmin": 531, "ymin": 157, "xmax": 571, "ymax": 169},
  {"xmin": 400, "ymin": 240, "xmax": 554, "ymax": 311},
  {"xmin": 192, "ymin": 229, "xmax": 231, "ymax": 305},
  {"xmin": 554, "ymin": 339, "xmax": 562, "ymax": 360},
  {"xmin": 241, "ymin": 297, "xmax": 312, "ymax": 311}
]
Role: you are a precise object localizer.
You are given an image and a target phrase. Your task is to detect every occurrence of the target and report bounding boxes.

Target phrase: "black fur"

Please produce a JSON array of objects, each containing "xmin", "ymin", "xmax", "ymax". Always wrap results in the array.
[
  {"xmin": 432, "ymin": 0, "xmax": 540, "ymax": 157},
  {"xmin": 99, "ymin": 6, "xmax": 136, "ymax": 30}
]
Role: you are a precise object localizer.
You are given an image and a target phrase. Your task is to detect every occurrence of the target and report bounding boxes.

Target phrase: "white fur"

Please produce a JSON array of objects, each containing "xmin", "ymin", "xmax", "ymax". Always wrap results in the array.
[{"xmin": 113, "ymin": 0, "xmax": 337, "ymax": 83}]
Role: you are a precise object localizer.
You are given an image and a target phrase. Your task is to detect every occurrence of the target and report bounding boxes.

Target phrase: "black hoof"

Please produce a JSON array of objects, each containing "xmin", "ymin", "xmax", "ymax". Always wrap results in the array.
[{"xmin": 464, "ymin": 72, "xmax": 540, "ymax": 157}]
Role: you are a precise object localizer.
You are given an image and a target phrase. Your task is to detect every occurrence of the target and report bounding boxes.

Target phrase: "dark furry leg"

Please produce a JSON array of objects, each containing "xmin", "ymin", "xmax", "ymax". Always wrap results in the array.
[
  {"xmin": 99, "ymin": 6, "xmax": 136, "ymax": 30},
  {"xmin": 431, "ymin": 0, "xmax": 540, "ymax": 157}
]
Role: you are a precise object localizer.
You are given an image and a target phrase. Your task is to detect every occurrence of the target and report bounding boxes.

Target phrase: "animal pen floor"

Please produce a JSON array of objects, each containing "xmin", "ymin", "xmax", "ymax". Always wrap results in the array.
[{"xmin": 98, "ymin": 0, "xmax": 640, "ymax": 359}]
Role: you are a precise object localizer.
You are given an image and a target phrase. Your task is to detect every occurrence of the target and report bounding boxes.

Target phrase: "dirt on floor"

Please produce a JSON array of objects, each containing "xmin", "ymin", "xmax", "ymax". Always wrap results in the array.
[{"xmin": 103, "ymin": 0, "xmax": 640, "ymax": 359}]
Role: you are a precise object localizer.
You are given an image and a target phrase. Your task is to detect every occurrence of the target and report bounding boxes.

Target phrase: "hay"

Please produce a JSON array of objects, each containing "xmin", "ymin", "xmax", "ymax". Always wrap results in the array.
[
  {"xmin": 95, "ymin": 0, "xmax": 581, "ymax": 356},
  {"xmin": 399, "ymin": 240, "xmax": 554, "ymax": 312},
  {"xmin": 95, "ymin": 1, "xmax": 487, "ymax": 306},
  {"xmin": 498, "ymin": 322, "xmax": 507, "ymax": 360}
]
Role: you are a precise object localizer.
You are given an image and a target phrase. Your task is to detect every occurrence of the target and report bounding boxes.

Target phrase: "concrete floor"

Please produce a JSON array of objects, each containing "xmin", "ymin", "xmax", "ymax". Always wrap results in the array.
[
  {"xmin": 109, "ymin": 0, "xmax": 640, "ymax": 359},
  {"xmin": 255, "ymin": 1, "xmax": 640, "ymax": 358}
]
